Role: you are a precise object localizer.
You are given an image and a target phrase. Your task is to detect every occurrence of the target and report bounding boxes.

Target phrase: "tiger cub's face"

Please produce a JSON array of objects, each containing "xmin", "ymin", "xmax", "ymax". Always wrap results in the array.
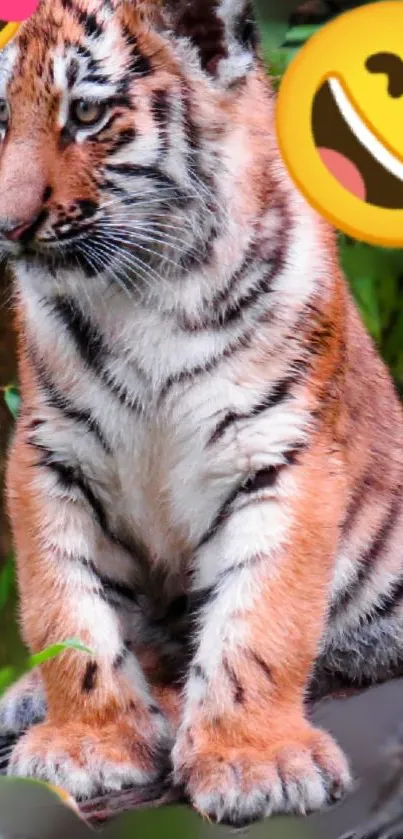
[{"xmin": 0, "ymin": 0, "xmax": 258, "ymax": 291}]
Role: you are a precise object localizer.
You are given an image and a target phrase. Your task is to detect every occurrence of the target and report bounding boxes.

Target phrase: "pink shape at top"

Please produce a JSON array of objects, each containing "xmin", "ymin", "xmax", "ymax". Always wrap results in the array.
[{"xmin": 0, "ymin": 0, "xmax": 39, "ymax": 22}]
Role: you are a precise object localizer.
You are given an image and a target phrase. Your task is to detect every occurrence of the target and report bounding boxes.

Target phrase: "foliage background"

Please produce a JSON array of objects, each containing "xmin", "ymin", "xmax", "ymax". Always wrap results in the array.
[{"xmin": 0, "ymin": 0, "xmax": 401, "ymax": 834}]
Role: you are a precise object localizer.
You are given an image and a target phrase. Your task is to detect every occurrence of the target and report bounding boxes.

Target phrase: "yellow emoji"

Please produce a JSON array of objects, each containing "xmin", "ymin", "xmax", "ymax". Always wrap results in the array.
[
  {"xmin": 0, "ymin": 22, "xmax": 21, "ymax": 50},
  {"xmin": 276, "ymin": 1, "xmax": 403, "ymax": 248}
]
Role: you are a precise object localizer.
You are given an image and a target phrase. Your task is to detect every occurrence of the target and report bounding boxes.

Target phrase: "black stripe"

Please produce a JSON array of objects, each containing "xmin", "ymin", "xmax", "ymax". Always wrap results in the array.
[
  {"xmin": 300, "ymin": 306, "xmax": 335, "ymax": 362},
  {"xmin": 181, "ymin": 83, "xmax": 201, "ymax": 159},
  {"xmin": 178, "ymin": 197, "xmax": 288, "ymax": 333},
  {"xmin": 342, "ymin": 473, "xmax": 372, "ymax": 535},
  {"xmin": 105, "ymin": 163, "xmax": 179, "ymax": 194},
  {"xmin": 188, "ymin": 252, "xmax": 256, "ymax": 331},
  {"xmin": 249, "ymin": 651, "xmax": 273, "ymax": 682},
  {"xmin": 152, "ymin": 89, "xmax": 171, "ymax": 157},
  {"xmin": 75, "ymin": 44, "xmax": 98, "ymax": 66},
  {"xmin": 209, "ymin": 411, "xmax": 238, "ymax": 445},
  {"xmin": 197, "ymin": 459, "xmax": 298, "ymax": 550},
  {"xmin": 289, "ymin": 302, "xmax": 336, "ymax": 376},
  {"xmin": 66, "ymin": 58, "xmax": 79, "ymax": 89},
  {"xmin": 161, "ymin": 236, "xmax": 292, "ymax": 400},
  {"xmin": 122, "ymin": 25, "xmax": 152, "ymax": 77},
  {"xmin": 113, "ymin": 645, "xmax": 130, "ymax": 670},
  {"xmin": 149, "ymin": 704, "xmax": 164, "ymax": 716},
  {"xmin": 85, "ymin": 559, "xmax": 139, "ymax": 604},
  {"xmin": 27, "ymin": 418, "xmax": 45, "ymax": 431},
  {"xmin": 159, "ymin": 325, "xmax": 255, "ymax": 401},
  {"xmin": 51, "ymin": 298, "xmax": 106, "ymax": 372},
  {"xmin": 175, "ymin": 3, "xmax": 228, "ymax": 76},
  {"xmin": 357, "ymin": 495, "xmax": 399, "ymax": 564},
  {"xmin": 180, "ymin": 83, "xmax": 221, "ymax": 274},
  {"xmin": 216, "ymin": 257, "xmax": 282, "ymax": 328},
  {"xmin": 29, "ymin": 349, "xmax": 111, "ymax": 454},
  {"xmin": 100, "ymin": 178, "xmax": 129, "ymax": 199},
  {"xmin": 81, "ymin": 72, "xmax": 111, "ymax": 86},
  {"xmin": 104, "ymin": 163, "xmax": 192, "ymax": 209},
  {"xmin": 234, "ymin": 1, "xmax": 258, "ymax": 51},
  {"xmin": 366, "ymin": 575, "xmax": 403, "ymax": 622},
  {"xmin": 197, "ymin": 485, "xmax": 241, "ymax": 549},
  {"xmin": 109, "ymin": 128, "xmax": 137, "ymax": 154},
  {"xmin": 41, "ymin": 455, "xmax": 110, "ymax": 533},
  {"xmin": 188, "ymin": 557, "xmax": 263, "ymax": 625},
  {"xmin": 77, "ymin": 10, "xmax": 104, "ymax": 39},
  {"xmin": 331, "ymin": 493, "xmax": 402, "ymax": 617},
  {"xmin": 223, "ymin": 659, "xmax": 245, "ymax": 704},
  {"xmin": 240, "ymin": 467, "xmax": 278, "ymax": 494},
  {"xmin": 178, "ymin": 250, "xmax": 280, "ymax": 333},
  {"xmin": 31, "ymin": 443, "xmax": 147, "ymax": 569},
  {"xmin": 82, "ymin": 661, "xmax": 98, "ymax": 692},
  {"xmin": 191, "ymin": 664, "xmax": 208, "ymax": 682},
  {"xmin": 209, "ymin": 375, "xmax": 296, "ymax": 445},
  {"xmin": 188, "ymin": 586, "xmax": 217, "ymax": 617},
  {"xmin": 51, "ymin": 297, "xmax": 146, "ymax": 410},
  {"xmin": 218, "ymin": 556, "xmax": 263, "ymax": 583},
  {"xmin": 181, "ymin": 81, "xmax": 214, "ymax": 192},
  {"xmin": 178, "ymin": 226, "xmax": 219, "ymax": 276},
  {"xmin": 283, "ymin": 445, "xmax": 305, "ymax": 466}
]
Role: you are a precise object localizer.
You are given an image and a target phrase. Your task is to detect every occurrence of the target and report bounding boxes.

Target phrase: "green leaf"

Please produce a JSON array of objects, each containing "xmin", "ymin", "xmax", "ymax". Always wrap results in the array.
[
  {"xmin": 0, "ymin": 639, "xmax": 92, "ymax": 696},
  {"xmin": 3, "ymin": 385, "xmax": 20, "ymax": 419},
  {"xmin": 27, "ymin": 638, "xmax": 93, "ymax": 670},
  {"xmin": 258, "ymin": 20, "xmax": 291, "ymax": 53},
  {"xmin": 283, "ymin": 24, "xmax": 324, "ymax": 44}
]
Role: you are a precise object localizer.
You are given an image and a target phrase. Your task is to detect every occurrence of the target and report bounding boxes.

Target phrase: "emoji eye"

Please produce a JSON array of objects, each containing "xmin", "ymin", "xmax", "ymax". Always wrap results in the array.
[
  {"xmin": 70, "ymin": 100, "xmax": 107, "ymax": 127},
  {"xmin": 0, "ymin": 99, "xmax": 10, "ymax": 128}
]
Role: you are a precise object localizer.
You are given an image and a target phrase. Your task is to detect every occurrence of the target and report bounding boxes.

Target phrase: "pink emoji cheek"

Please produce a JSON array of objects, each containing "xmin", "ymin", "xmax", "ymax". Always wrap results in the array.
[{"xmin": 0, "ymin": 0, "xmax": 39, "ymax": 22}]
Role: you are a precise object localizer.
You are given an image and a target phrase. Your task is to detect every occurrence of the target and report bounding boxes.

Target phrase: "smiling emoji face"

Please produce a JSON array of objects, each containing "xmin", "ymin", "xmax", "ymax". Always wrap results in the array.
[{"xmin": 276, "ymin": 1, "xmax": 403, "ymax": 247}]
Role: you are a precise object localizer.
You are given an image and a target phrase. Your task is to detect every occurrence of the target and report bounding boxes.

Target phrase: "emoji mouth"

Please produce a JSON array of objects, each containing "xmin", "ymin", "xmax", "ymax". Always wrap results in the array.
[{"xmin": 312, "ymin": 77, "xmax": 403, "ymax": 209}]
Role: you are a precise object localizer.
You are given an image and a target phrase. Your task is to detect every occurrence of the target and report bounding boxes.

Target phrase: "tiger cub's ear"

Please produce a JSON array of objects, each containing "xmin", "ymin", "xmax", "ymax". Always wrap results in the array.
[{"xmin": 165, "ymin": 0, "xmax": 258, "ymax": 86}]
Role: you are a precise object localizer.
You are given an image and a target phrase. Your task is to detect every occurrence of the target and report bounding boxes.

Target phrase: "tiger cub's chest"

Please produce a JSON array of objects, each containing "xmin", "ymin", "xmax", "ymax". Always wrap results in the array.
[{"xmin": 103, "ymin": 395, "xmax": 234, "ymax": 562}]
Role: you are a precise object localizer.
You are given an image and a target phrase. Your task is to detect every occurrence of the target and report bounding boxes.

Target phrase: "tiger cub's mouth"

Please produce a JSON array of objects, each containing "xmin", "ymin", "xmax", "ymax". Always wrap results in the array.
[{"xmin": 312, "ymin": 77, "xmax": 403, "ymax": 209}]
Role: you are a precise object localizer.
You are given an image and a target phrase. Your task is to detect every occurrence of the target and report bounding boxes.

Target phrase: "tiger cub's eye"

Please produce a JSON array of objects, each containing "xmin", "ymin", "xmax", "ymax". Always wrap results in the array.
[{"xmin": 70, "ymin": 100, "xmax": 107, "ymax": 127}]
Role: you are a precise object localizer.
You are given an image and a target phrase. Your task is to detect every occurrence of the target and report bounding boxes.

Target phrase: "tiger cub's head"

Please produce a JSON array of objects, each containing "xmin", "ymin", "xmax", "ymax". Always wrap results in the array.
[{"xmin": 0, "ymin": 0, "xmax": 268, "ymax": 294}]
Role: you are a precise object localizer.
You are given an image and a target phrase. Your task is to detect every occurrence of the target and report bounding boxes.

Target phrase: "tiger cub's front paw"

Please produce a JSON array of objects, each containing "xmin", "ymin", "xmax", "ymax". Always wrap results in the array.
[
  {"xmin": 8, "ymin": 713, "xmax": 173, "ymax": 799},
  {"xmin": 0, "ymin": 671, "xmax": 46, "ymax": 738},
  {"xmin": 173, "ymin": 721, "xmax": 352, "ymax": 826}
]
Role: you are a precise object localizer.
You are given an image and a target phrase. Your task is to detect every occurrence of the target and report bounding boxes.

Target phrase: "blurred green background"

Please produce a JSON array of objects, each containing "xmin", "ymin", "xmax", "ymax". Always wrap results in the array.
[{"xmin": 0, "ymin": 1, "xmax": 402, "ymax": 835}]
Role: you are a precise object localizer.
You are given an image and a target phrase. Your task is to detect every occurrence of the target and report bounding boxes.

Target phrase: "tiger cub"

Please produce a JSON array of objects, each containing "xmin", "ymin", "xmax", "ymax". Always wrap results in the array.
[{"xmin": 0, "ymin": 0, "xmax": 402, "ymax": 827}]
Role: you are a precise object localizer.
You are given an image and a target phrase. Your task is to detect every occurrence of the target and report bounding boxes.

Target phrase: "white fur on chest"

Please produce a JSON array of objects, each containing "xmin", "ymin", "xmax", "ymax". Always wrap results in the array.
[{"xmin": 17, "ymin": 201, "xmax": 322, "ymax": 571}]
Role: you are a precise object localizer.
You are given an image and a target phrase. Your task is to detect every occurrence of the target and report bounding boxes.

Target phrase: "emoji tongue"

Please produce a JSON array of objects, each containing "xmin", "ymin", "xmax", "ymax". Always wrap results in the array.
[{"xmin": 318, "ymin": 148, "xmax": 366, "ymax": 201}]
